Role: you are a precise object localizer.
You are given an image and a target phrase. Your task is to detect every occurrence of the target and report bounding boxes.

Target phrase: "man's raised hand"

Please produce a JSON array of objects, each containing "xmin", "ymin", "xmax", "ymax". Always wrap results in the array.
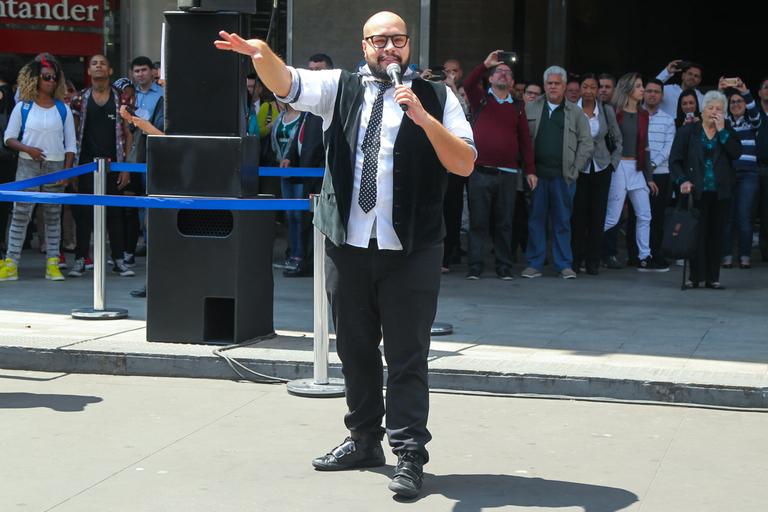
[{"xmin": 214, "ymin": 31, "xmax": 263, "ymax": 58}]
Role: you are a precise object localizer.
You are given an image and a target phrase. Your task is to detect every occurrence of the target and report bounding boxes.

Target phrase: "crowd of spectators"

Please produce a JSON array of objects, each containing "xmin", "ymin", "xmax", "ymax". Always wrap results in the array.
[{"xmin": 2, "ymin": 50, "xmax": 768, "ymax": 291}]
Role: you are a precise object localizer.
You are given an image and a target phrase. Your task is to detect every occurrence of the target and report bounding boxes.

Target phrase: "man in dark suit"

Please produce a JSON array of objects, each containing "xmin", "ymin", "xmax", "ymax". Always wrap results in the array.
[{"xmin": 216, "ymin": 11, "xmax": 475, "ymax": 498}]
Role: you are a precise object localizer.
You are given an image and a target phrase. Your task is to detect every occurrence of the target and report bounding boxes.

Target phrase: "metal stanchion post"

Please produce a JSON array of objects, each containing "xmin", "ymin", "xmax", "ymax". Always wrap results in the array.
[
  {"xmin": 287, "ymin": 195, "xmax": 344, "ymax": 397},
  {"xmin": 72, "ymin": 158, "xmax": 129, "ymax": 320}
]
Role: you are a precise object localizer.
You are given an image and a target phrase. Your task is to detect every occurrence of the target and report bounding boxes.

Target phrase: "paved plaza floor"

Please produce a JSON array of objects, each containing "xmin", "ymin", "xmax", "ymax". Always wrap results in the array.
[
  {"xmin": 1, "ymin": 246, "xmax": 767, "ymax": 407},
  {"xmin": 1, "ymin": 370, "xmax": 767, "ymax": 512}
]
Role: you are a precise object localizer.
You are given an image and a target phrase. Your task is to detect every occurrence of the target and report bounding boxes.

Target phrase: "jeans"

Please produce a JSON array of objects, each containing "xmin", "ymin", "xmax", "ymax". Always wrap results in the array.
[
  {"xmin": 526, "ymin": 176, "xmax": 576, "ymax": 272},
  {"xmin": 467, "ymin": 168, "xmax": 518, "ymax": 272},
  {"xmin": 281, "ymin": 178, "xmax": 304, "ymax": 259},
  {"xmin": 723, "ymin": 171, "xmax": 759, "ymax": 260}
]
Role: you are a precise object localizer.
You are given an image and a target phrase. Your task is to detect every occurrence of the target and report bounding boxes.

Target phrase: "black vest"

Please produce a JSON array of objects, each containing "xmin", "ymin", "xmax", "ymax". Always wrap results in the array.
[{"xmin": 313, "ymin": 72, "xmax": 448, "ymax": 254}]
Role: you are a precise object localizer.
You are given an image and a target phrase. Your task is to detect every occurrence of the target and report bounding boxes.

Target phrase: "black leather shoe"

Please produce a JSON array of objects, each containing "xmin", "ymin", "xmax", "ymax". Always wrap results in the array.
[
  {"xmin": 312, "ymin": 436, "xmax": 385, "ymax": 471},
  {"xmin": 130, "ymin": 286, "xmax": 146, "ymax": 298},
  {"xmin": 388, "ymin": 451, "xmax": 425, "ymax": 499}
]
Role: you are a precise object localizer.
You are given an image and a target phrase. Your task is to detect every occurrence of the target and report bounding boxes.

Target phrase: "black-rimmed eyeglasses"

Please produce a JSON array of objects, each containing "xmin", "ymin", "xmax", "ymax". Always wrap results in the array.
[{"xmin": 365, "ymin": 34, "xmax": 409, "ymax": 49}]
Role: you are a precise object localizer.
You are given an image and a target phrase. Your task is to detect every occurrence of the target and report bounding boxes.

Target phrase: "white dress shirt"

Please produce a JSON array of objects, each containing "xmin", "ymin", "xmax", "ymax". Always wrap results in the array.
[{"xmin": 277, "ymin": 66, "xmax": 475, "ymax": 250}]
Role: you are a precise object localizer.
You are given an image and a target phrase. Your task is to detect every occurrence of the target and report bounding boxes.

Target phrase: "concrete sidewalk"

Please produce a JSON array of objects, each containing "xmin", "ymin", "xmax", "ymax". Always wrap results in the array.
[
  {"xmin": 1, "ymin": 250, "xmax": 767, "ymax": 408},
  {"xmin": 1, "ymin": 370, "xmax": 767, "ymax": 512}
]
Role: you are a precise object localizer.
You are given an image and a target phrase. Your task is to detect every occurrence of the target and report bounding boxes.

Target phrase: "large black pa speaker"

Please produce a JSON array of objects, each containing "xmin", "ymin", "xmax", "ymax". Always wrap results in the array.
[
  {"xmin": 146, "ymin": 135, "xmax": 259, "ymax": 197},
  {"xmin": 177, "ymin": 0, "xmax": 258, "ymax": 12},
  {"xmin": 146, "ymin": 208, "xmax": 275, "ymax": 343},
  {"xmin": 164, "ymin": 11, "xmax": 250, "ymax": 136}
]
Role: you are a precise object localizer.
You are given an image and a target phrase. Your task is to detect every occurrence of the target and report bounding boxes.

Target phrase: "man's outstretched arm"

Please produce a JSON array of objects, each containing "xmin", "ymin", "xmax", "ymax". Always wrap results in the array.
[{"xmin": 214, "ymin": 32, "xmax": 292, "ymax": 98}]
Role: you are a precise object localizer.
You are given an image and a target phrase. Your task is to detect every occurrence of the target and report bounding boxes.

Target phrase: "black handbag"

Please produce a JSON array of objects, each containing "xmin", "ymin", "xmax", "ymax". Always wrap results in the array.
[
  {"xmin": 601, "ymin": 102, "xmax": 617, "ymax": 154},
  {"xmin": 604, "ymin": 131, "xmax": 617, "ymax": 154},
  {"xmin": 661, "ymin": 194, "xmax": 699, "ymax": 260}
]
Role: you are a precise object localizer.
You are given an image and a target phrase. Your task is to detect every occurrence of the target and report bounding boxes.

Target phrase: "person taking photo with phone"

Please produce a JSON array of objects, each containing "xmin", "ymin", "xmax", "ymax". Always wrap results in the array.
[
  {"xmin": 719, "ymin": 77, "xmax": 761, "ymax": 269},
  {"xmin": 656, "ymin": 59, "xmax": 705, "ymax": 118}
]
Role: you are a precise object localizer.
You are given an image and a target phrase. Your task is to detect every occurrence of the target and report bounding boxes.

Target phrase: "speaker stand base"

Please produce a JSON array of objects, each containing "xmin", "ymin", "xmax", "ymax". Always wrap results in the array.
[
  {"xmin": 71, "ymin": 308, "xmax": 129, "ymax": 320},
  {"xmin": 287, "ymin": 378, "xmax": 345, "ymax": 398}
]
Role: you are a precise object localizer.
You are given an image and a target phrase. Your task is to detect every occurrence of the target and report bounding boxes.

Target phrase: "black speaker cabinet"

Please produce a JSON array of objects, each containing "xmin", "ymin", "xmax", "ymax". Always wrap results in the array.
[
  {"xmin": 164, "ymin": 11, "xmax": 250, "ymax": 136},
  {"xmin": 146, "ymin": 207, "xmax": 275, "ymax": 343},
  {"xmin": 178, "ymin": 0, "xmax": 258, "ymax": 12},
  {"xmin": 146, "ymin": 135, "xmax": 259, "ymax": 197}
]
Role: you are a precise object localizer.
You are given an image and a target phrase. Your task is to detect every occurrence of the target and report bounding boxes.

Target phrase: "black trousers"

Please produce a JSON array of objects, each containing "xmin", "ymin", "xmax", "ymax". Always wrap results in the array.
[
  {"xmin": 690, "ymin": 192, "xmax": 730, "ymax": 284},
  {"xmin": 758, "ymin": 166, "xmax": 768, "ymax": 261},
  {"xmin": 571, "ymin": 168, "xmax": 612, "ymax": 269},
  {"xmin": 298, "ymin": 178, "xmax": 322, "ymax": 269},
  {"xmin": 442, "ymin": 173, "xmax": 466, "ymax": 265},
  {"xmin": 649, "ymin": 174, "xmax": 672, "ymax": 261},
  {"xmin": 511, "ymin": 190, "xmax": 529, "ymax": 258},
  {"xmin": 325, "ymin": 241, "xmax": 442, "ymax": 460},
  {"xmin": 71, "ymin": 174, "xmax": 126, "ymax": 261},
  {"xmin": 467, "ymin": 168, "xmax": 518, "ymax": 272}
]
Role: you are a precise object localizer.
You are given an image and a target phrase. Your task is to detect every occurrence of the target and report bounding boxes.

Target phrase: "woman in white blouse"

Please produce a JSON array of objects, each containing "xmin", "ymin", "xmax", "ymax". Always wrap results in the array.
[{"xmin": 1, "ymin": 54, "xmax": 76, "ymax": 281}]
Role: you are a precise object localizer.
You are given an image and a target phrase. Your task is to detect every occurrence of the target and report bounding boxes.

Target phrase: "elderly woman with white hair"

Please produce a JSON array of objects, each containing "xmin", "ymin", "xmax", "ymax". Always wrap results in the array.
[{"xmin": 669, "ymin": 90, "xmax": 742, "ymax": 289}]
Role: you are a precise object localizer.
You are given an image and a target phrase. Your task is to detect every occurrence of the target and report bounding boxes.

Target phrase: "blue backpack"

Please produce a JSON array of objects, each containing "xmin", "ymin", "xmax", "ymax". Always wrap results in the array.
[{"xmin": 18, "ymin": 99, "xmax": 68, "ymax": 142}]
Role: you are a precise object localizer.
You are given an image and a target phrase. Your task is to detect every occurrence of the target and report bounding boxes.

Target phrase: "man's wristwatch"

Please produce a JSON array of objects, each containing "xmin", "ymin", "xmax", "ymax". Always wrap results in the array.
[{"xmin": 649, "ymin": 162, "xmax": 657, "ymax": 172}]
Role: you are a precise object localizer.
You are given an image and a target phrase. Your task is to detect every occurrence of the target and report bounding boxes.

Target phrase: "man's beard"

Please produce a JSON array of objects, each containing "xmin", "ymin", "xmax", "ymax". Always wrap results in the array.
[{"xmin": 367, "ymin": 56, "xmax": 408, "ymax": 80}]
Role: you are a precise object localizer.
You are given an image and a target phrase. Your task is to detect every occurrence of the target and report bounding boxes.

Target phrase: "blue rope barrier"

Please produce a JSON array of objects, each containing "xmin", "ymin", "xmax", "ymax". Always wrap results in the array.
[
  {"xmin": 0, "ymin": 190, "xmax": 310, "ymax": 211},
  {"xmin": 110, "ymin": 162, "xmax": 149, "ymax": 173},
  {"xmin": 106, "ymin": 164, "xmax": 324, "ymax": 178},
  {"xmin": 0, "ymin": 162, "xmax": 97, "ymax": 191},
  {"xmin": 259, "ymin": 167, "xmax": 324, "ymax": 178}
]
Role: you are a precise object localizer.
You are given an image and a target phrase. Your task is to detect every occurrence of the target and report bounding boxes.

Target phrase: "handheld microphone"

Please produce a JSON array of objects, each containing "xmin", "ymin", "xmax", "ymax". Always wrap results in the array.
[{"xmin": 386, "ymin": 62, "xmax": 408, "ymax": 112}]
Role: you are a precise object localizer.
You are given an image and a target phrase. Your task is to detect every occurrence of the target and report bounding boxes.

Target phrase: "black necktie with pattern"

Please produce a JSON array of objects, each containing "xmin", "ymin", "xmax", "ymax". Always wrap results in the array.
[{"xmin": 358, "ymin": 81, "xmax": 392, "ymax": 213}]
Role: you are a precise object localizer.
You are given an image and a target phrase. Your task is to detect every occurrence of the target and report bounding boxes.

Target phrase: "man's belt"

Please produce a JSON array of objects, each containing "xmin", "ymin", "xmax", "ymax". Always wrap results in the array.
[{"xmin": 475, "ymin": 165, "xmax": 519, "ymax": 176}]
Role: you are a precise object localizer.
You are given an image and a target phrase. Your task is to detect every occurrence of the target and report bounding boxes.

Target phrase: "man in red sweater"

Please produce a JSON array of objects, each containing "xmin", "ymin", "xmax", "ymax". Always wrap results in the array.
[{"xmin": 465, "ymin": 50, "xmax": 537, "ymax": 280}]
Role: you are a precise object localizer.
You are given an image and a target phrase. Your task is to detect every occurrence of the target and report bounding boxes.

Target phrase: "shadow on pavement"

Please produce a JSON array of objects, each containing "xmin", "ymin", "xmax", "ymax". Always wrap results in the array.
[
  {"xmin": 407, "ymin": 473, "xmax": 638, "ymax": 511},
  {"xmin": 0, "ymin": 392, "xmax": 103, "ymax": 411}
]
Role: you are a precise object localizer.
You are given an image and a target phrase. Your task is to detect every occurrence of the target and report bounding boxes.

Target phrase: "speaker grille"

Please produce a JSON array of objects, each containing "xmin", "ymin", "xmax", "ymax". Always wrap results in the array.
[{"xmin": 177, "ymin": 210, "xmax": 233, "ymax": 237}]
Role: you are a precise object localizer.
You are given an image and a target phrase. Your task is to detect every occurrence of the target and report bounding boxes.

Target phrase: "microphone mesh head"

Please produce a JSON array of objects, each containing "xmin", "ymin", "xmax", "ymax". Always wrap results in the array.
[{"xmin": 386, "ymin": 63, "xmax": 401, "ymax": 75}]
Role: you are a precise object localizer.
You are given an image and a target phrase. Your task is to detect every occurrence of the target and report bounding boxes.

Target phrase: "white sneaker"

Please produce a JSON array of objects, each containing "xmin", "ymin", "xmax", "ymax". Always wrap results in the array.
[
  {"xmin": 112, "ymin": 259, "xmax": 135, "ymax": 277},
  {"xmin": 68, "ymin": 257, "xmax": 86, "ymax": 277},
  {"xmin": 521, "ymin": 267, "xmax": 542, "ymax": 278}
]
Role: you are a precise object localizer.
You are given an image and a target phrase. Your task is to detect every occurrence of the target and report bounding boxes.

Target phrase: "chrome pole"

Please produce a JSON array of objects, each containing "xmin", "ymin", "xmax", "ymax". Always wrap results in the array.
[
  {"xmin": 313, "ymin": 199, "xmax": 329, "ymax": 385},
  {"xmin": 71, "ymin": 158, "xmax": 128, "ymax": 320},
  {"xmin": 93, "ymin": 157, "xmax": 106, "ymax": 311},
  {"xmin": 287, "ymin": 194, "xmax": 344, "ymax": 397}
]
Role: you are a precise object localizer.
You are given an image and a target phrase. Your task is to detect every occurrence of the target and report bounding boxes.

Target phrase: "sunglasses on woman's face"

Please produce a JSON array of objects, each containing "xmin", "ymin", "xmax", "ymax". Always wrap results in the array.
[{"xmin": 40, "ymin": 73, "xmax": 57, "ymax": 82}]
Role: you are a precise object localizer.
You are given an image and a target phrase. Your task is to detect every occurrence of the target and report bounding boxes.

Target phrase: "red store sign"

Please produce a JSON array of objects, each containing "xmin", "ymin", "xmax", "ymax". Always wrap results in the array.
[{"xmin": 0, "ymin": 0, "xmax": 105, "ymax": 56}]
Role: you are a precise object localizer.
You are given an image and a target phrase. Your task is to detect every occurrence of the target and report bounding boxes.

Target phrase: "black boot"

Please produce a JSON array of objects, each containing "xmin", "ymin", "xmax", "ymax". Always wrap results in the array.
[
  {"xmin": 312, "ymin": 436, "xmax": 385, "ymax": 471},
  {"xmin": 388, "ymin": 451, "xmax": 425, "ymax": 499}
]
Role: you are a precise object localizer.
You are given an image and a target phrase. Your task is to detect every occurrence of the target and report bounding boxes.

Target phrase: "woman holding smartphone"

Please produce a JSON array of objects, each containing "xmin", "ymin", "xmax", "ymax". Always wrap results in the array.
[
  {"xmin": 720, "ymin": 78, "xmax": 761, "ymax": 269},
  {"xmin": 669, "ymin": 91, "xmax": 742, "ymax": 289},
  {"xmin": 675, "ymin": 89, "xmax": 701, "ymax": 128}
]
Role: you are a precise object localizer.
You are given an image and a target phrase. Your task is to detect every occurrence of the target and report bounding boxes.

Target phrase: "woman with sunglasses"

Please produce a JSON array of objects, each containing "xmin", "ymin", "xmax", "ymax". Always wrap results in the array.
[{"xmin": 0, "ymin": 54, "xmax": 76, "ymax": 281}]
